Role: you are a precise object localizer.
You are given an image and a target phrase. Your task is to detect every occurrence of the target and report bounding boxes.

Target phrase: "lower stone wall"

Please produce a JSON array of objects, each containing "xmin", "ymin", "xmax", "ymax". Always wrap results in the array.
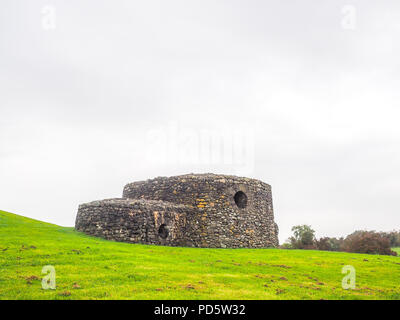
[{"xmin": 75, "ymin": 198, "xmax": 193, "ymax": 246}]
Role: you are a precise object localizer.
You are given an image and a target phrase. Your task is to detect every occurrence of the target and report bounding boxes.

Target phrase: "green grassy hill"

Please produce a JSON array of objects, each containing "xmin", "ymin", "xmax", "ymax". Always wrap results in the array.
[{"xmin": 1, "ymin": 210, "xmax": 400, "ymax": 300}]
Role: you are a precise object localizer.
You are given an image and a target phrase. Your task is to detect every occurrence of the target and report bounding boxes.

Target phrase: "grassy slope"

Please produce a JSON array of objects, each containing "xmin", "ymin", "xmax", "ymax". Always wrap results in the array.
[{"xmin": 1, "ymin": 210, "xmax": 400, "ymax": 300}]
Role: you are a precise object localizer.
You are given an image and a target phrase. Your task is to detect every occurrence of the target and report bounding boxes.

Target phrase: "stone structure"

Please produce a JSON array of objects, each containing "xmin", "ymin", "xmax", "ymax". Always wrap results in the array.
[{"xmin": 75, "ymin": 174, "xmax": 279, "ymax": 248}]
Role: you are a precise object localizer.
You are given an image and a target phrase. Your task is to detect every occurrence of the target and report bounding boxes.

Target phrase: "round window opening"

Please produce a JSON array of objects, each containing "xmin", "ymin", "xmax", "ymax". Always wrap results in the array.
[
  {"xmin": 234, "ymin": 191, "xmax": 248, "ymax": 209},
  {"xmin": 158, "ymin": 224, "xmax": 169, "ymax": 239}
]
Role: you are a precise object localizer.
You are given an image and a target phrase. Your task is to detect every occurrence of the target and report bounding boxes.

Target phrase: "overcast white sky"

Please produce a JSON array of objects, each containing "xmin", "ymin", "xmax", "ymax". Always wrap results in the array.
[{"xmin": 1, "ymin": 0, "xmax": 400, "ymax": 243}]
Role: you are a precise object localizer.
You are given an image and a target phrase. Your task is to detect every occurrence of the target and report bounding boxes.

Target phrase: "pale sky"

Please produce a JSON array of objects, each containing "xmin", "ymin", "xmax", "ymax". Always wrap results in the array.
[{"xmin": 1, "ymin": 0, "xmax": 400, "ymax": 243}]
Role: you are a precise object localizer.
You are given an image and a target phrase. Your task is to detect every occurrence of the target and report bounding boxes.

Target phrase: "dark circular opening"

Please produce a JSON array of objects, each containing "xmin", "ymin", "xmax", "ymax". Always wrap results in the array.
[
  {"xmin": 158, "ymin": 224, "xmax": 169, "ymax": 239},
  {"xmin": 234, "ymin": 191, "xmax": 247, "ymax": 208}
]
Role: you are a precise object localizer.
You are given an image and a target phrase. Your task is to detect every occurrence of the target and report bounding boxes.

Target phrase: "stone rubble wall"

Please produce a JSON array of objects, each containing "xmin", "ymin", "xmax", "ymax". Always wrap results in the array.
[
  {"xmin": 75, "ymin": 198, "xmax": 193, "ymax": 246},
  {"xmin": 75, "ymin": 174, "xmax": 279, "ymax": 248}
]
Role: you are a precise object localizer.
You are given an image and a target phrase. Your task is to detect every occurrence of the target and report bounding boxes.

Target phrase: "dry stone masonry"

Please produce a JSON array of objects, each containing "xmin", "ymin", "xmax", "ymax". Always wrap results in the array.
[{"xmin": 75, "ymin": 174, "xmax": 279, "ymax": 248}]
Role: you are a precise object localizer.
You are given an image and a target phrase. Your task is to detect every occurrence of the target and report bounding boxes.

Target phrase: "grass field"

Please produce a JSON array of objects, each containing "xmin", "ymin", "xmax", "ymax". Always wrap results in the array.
[{"xmin": 1, "ymin": 210, "xmax": 400, "ymax": 300}]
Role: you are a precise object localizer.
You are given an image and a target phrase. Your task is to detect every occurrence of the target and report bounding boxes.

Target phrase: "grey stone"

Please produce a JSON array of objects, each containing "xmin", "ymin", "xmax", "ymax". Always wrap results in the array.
[{"xmin": 75, "ymin": 173, "xmax": 279, "ymax": 248}]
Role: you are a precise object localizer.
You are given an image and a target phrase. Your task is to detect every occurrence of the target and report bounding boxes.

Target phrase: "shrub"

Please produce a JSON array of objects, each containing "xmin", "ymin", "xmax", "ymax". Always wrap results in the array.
[
  {"xmin": 315, "ymin": 237, "xmax": 344, "ymax": 251},
  {"xmin": 342, "ymin": 231, "xmax": 397, "ymax": 256},
  {"xmin": 315, "ymin": 237, "xmax": 332, "ymax": 251},
  {"xmin": 287, "ymin": 225, "xmax": 316, "ymax": 249},
  {"xmin": 280, "ymin": 242, "xmax": 293, "ymax": 249},
  {"xmin": 380, "ymin": 231, "xmax": 400, "ymax": 247}
]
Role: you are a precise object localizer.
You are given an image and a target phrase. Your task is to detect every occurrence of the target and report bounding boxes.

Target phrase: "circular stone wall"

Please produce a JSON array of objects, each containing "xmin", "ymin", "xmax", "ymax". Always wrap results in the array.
[{"xmin": 76, "ymin": 174, "xmax": 279, "ymax": 248}]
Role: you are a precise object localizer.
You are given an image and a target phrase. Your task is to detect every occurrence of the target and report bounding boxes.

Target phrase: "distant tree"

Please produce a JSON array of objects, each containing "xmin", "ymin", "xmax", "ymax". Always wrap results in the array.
[
  {"xmin": 329, "ymin": 237, "xmax": 344, "ymax": 251},
  {"xmin": 288, "ymin": 225, "xmax": 316, "ymax": 249},
  {"xmin": 379, "ymin": 231, "xmax": 400, "ymax": 247},
  {"xmin": 342, "ymin": 230, "xmax": 397, "ymax": 256},
  {"xmin": 315, "ymin": 237, "xmax": 344, "ymax": 251},
  {"xmin": 315, "ymin": 237, "xmax": 331, "ymax": 251}
]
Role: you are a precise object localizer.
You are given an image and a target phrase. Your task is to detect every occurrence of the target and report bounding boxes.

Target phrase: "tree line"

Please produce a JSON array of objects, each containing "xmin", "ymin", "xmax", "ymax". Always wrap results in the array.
[{"xmin": 281, "ymin": 225, "xmax": 399, "ymax": 256}]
